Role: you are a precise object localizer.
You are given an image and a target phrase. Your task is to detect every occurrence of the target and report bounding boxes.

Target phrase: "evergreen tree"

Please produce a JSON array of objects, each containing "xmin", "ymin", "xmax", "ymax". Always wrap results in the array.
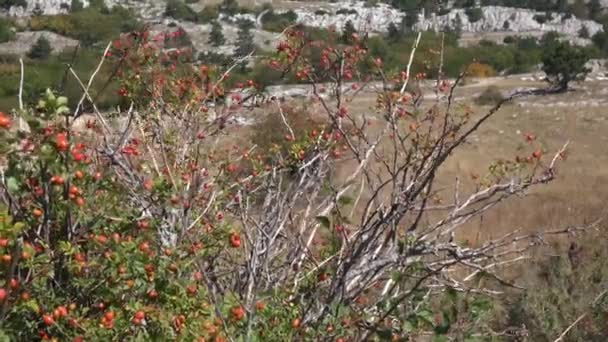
[
  {"xmin": 28, "ymin": 36, "xmax": 52, "ymax": 59},
  {"xmin": 579, "ymin": 25, "xmax": 590, "ymax": 39},
  {"xmin": 209, "ymin": 20, "xmax": 225, "ymax": 47},
  {"xmin": 387, "ymin": 22, "xmax": 400, "ymax": 41},
  {"xmin": 542, "ymin": 41, "xmax": 591, "ymax": 90},
  {"xmin": 570, "ymin": 0, "xmax": 588, "ymax": 19},
  {"xmin": 70, "ymin": 0, "xmax": 83, "ymax": 12},
  {"xmin": 0, "ymin": 0, "xmax": 26, "ymax": 10},
  {"xmin": 587, "ymin": 0, "xmax": 602, "ymax": 21},
  {"xmin": 235, "ymin": 19, "xmax": 255, "ymax": 57},
  {"xmin": 341, "ymin": 20, "xmax": 356, "ymax": 44},
  {"xmin": 0, "ymin": 18, "xmax": 14, "ymax": 43},
  {"xmin": 453, "ymin": 13, "xmax": 464, "ymax": 35},
  {"xmin": 403, "ymin": 10, "xmax": 419, "ymax": 32}
]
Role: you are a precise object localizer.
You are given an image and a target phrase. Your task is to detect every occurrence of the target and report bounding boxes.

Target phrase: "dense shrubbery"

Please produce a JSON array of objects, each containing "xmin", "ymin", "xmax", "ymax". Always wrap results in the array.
[
  {"xmin": 165, "ymin": 0, "xmax": 198, "ymax": 22},
  {"xmin": 475, "ymin": 85, "xmax": 504, "ymax": 105},
  {"xmin": 28, "ymin": 7, "xmax": 140, "ymax": 47},
  {"xmin": 0, "ymin": 18, "xmax": 15, "ymax": 43},
  {"xmin": 260, "ymin": 10, "xmax": 298, "ymax": 32},
  {"xmin": 0, "ymin": 25, "xmax": 582, "ymax": 341}
]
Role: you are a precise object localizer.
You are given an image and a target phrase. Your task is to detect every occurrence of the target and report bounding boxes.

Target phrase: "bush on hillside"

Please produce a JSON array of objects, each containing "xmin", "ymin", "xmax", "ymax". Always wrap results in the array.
[
  {"xmin": 261, "ymin": 10, "xmax": 297, "ymax": 32},
  {"xmin": 29, "ymin": 7, "xmax": 140, "ymax": 46},
  {"xmin": 165, "ymin": 0, "xmax": 198, "ymax": 22},
  {"xmin": 475, "ymin": 85, "xmax": 504, "ymax": 105},
  {"xmin": 27, "ymin": 36, "xmax": 52, "ymax": 59},
  {"xmin": 0, "ymin": 24, "xmax": 592, "ymax": 342},
  {"xmin": 465, "ymin": 7, "xmax": 483, "ymax": 23}
]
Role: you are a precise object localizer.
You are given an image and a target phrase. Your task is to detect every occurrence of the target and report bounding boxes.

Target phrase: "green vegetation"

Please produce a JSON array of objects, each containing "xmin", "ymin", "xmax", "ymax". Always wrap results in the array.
[
  {"xmin": 0, "ymin": 0, "xmax": 26, "ymax": 10},
  {"xmin": 464, "ymin": 7, "xmax": 483, "ymax": 23},
  {"xmin": 541, "ymin": 41, "xmax": 591, "ymax": 90},
  {"xmin": 235, "ymin": 19, "xmax": 255, "ymax": 58},
  {"xmin": 209, "ymin": 20, "xmax": 225, "ymax": 47},
  {"xmin": 29, "ymin": 6, "xmax": 141, "ymax": 47},
  {"xmin": 198, "ymin": 5, "xmax": 220, "ymax": 23},
  {"xmin": 27, "ymin": 36, "xmax": 52, "ymax": 59},
  {"xmin": 0, "ymin": 47, "xmax": 120, "ymax": 111},
  {"xmin": 0, "ymin": 17, "xmax": 15, "ymax": 43},
  {"xmin": 475, "ymin": 85, "xmax": 505, "ymax": 105},
  {"xmin": 165, "ymin": 0, "xmax": 198, "ymax": 22},
  {"xmin": 260, "ymin": 10, "xmax": 298, "ymax": 32},
  {"xmin": 70, "ymin": 0, "xmax": 84, "ymax": 13}
]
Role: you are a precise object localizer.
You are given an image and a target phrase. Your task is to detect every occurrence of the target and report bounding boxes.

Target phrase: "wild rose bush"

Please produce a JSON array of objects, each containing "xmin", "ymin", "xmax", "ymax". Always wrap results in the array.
[{"xmin": 0, "ymin": 28, "xmax": 574, "ymax": 341}]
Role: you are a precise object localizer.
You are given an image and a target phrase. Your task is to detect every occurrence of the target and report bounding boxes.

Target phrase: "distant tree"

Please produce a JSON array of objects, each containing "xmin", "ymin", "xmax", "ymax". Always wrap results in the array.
[
  {"xmin": 403, "ymin": 10, "xmax": 419, "ymax": 32},
  {"xmin": 540, "ymin": 31, "xmax": 560, "ymax": 49},
  {"xmin": 220, "ymin": 0, "xmax": 239, "ymax": 15},
  {"xmin": 198, "ymin": 5, "xmax": 219, "ymax": 23},
  {"xmin": 209, "ymin": 20, "xmax": 225, "ymax": 47},
  {"xmin": 70, "ymin": 0, "xmax": 83, "ymax": 12},
  {"xmin": 587, "ymin": 0, "xmax": 602, "ymax": 21},
  {"xmin": 342, "ymin": 20, "xmax": 356, "ymax": 44},
  {"xmin": 0, "ymin": 0, "xmax": 26, "ymax": 10},
  {"xmin": 422, "ymin": 0, "xmax": 439, "ymax": 17},
  {"xmin": 453, "ymin": 0, "xmax": 475, "ymax": 7},
  {"xmin": 578, "ymin": 25, "xmax": 590, "ymax": 39},
  {"xmin": 464, "ymin": 8, "xmax": 483, "ymax": 23},
  {"xmin": 235, "ymin": 19, "xmax": 255, "ymax": 58},
  {"xmin": 453, "ymin": 13, "xmax": 464, "ymax": 35},
  {"xmin": 32, "ymin": 4, "xmax": 43, "ymax": 16},
  {"xmin": 165, "ymin": 0, "xmax": 198, "ymax": 22},
  {"xmin": 570, "ymin": 0, "xmax": 588, "ymax": 19},
  {"xmin": 28, "ymin": 36, "xmax": 52, "ymax": 59},
  {"xmin": 592, "ymin": 31, "xmax": 608, "ymax": 55},
  {"xmin": 555, "ymin": 0, "xmax": 568, "ymax": 12},
  {"xmin": 386, "ymin": 22, "xmax": 400, "ymax": 41},
  {"xmin": 541, "ymin": 41, "xmax": 591, "ymax": 90},
  {"xmin": 0, "ymin": 18, "xmax": 14, "ymax": 43},
  {"xmin": 503, "ymin": 35, "xmax": 516, "ymax": 44}
]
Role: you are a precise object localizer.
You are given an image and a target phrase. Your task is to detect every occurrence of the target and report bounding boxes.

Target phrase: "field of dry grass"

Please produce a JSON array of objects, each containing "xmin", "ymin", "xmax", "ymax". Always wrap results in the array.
[
  {"xmin": 240, "ymin": 76, "xmax": 608, "ymax": 251},
  {"xmin": 341, "ymin": 77, "xmax": 608, "ymax": 257}
]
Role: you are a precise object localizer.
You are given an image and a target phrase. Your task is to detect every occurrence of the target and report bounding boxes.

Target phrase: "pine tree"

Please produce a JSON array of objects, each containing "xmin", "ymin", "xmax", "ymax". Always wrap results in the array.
[
  {"xmin": 587, "ymin": 0, "xmax": 602, "ymax": 21},
  {"xmin": 403, "ymin": 10, "xmax": 419, "ymax": 32},
  {"xmin": 387, "ymin": 22, "xmax": 400, "ymax": 41},
  {"xmin": 453, "ymin": 13, "xmax": 463, "ymax": 35},
  {"xmin": 235, "ymin": 19, "xmax": 255, "ymax": 57},
  {"xmin": 209, "ymin": 20, "xmax": 225, "ymax": 47},
  {"xmin": 28, "ymin": 36, "xmax": 52, "ymax": 59},
  {"xmin": 570, "ymin": 0, "xmax": 588, "ymax": 19},
  {"xmin": 70, "ymin": 0, "xmax": 83, "ymax": 12},
  {"xmin": 341, "ymin": 20, "xmax": 356, "ymax": 44}
]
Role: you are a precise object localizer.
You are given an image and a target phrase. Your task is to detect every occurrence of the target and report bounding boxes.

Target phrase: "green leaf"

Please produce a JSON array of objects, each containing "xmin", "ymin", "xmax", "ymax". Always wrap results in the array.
[
  {"xmin": 0, "ymin": 329, "xmax": 10, "ymax": 342},
  {"xmin": 337, "ymin": 196, "xmax": 353, "ymax": 206},
  {"xmin": 417, "ymin": 309, "xmax": 434, "ymax": 325},
  {"xmin": 23, "ymin": 299, "xmax": 39, "ymax": 313},
  {"xmin": 315, "ymin": 216, "xmax": 330, "ymax": 228},
  {"xmin": 402, "ymin": 320, "xmax": 414, "ymax": 333},
  {"xmin": 6, "ymin": 177, "xmax": 19, "ymax": 193},
  {"xmin": 56, "ymin": 96, "xmax": 68, "ymax": 106}
]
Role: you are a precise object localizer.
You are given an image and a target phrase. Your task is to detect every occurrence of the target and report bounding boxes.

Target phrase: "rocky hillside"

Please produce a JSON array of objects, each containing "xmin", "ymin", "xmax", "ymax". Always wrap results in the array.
[{"xmin": 0, "ymin": 0, "xmax": 606, "ymax": 55}]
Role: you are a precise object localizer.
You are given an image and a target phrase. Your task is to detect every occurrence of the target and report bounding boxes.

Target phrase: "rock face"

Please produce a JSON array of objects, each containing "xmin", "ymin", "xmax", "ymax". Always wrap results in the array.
[
  {"xmin": 0, "ymin": 30, "xmax": 79, "ymax": 55},
  {"xmin": 290, "ymin": 2, "xmax": 405, "ymax": 33},
  {"xmin": 1, "ymin": 0, "xmax": 604, "ymax": 52},
  {"xmin": 415, "ymin": 6, "xmax": 603, "ymax": 38},
  {"xmin": 7, "ymin": 0, "xmax": 89, "ymax": 16}
]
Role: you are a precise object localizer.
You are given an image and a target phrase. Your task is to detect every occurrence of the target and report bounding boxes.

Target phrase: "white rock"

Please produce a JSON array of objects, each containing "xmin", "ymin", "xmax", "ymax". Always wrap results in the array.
[{"xmin": 415, "ymin": 6, "xmax": 603, "ymax": 42}]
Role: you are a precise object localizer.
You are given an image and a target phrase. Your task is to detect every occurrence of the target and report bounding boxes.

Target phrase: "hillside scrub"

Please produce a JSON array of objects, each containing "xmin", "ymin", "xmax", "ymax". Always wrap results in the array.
[{"xmin": 0, "ymin": 26, "xmax": 594, "ymax": 341}]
